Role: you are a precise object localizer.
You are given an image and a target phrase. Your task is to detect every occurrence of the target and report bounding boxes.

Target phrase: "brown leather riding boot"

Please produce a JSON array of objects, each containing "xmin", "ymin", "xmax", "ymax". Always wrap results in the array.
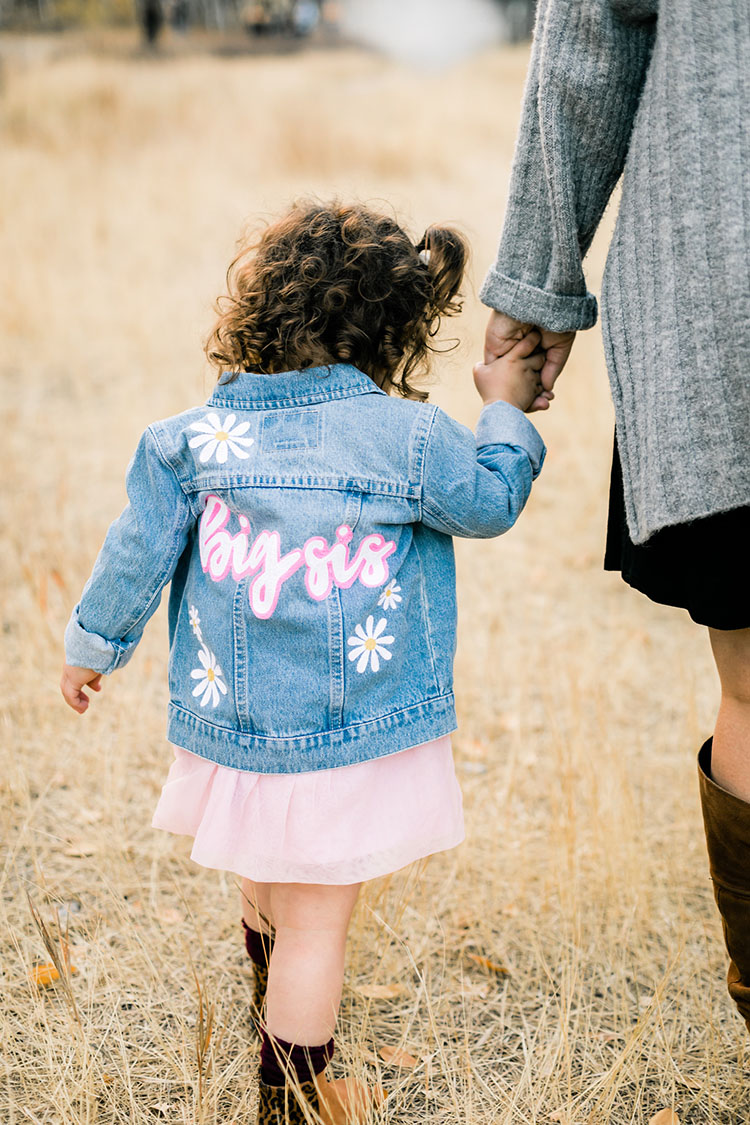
[{"xmin": 698, "ymin": 738, "xmax": 750, "ymax": 1032}]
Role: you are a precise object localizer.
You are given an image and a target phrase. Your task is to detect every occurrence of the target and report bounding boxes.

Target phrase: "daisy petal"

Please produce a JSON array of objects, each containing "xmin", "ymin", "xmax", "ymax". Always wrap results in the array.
[
  {"xmin": 188, "ymin": 432, "xmax": 215, "ymax": 448},
  {"xmin": 227, "ymin": 441, "xmax": 251, "ymax": 459},
  {"xmin": 356, "ymin": 649, "xmax": 370, "ymax": 674},
  {"xmin": 189, "ymin": 421, "xmax": 219, "ymax": 436},
  {"xmin": 373, "ymin": 618, "xmax": 387, "ymax": 637},
  {"xmin": 364, "ymin": 615, "xmax": 375, "ymax": 634},
  {"xmin": 216, "ymin": 442, "xmax": 229, "ymax": 465},
  {"xmin": 229, "ymin": 420, "xmax": 251, "ymax": 437},
  {"xmin": 191, "ymin": 668, "xmax": 205, "ymax": 679},
  {"xmin": 375, "ymin": 646, "xmax": 392, "ymax": 661},
  {"xmin": 199, "ymin": 440, "xmax": 218, "ymax": 463},
  {"xmin": 223, "ymin": 413, "xmax": 236, "ymax": 431},
  {"xmin": 192, "ymin": 679, "xmax": 207, "ymax": 697},
  {"xmin": 204, "ymin": 413, "xmax": 222, "ymax": 430},
  {"xmin": 370, "ymin": 651, "xmax": 380, "ymax": 674},
  {"xmin": 379, "ymin": 635, "xmax": 395, "ymax": 645},
  {"xmin": 216, "ymin": 677, "xmax": 228, "ymax": 695},
  {"xmin": 348, "ymin": 644, "xmax": 365, "ymax": 661},
  {"xmin": 354, "ymin": 624, "xmax": 367, "ymax": 641}
]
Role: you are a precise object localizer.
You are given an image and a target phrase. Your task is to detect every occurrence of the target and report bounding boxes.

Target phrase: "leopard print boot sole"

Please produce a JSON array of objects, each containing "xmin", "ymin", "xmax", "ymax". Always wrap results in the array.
[{"xmin": 256, "ymin": 1077, "xmax": 320, "ymax": 1125}]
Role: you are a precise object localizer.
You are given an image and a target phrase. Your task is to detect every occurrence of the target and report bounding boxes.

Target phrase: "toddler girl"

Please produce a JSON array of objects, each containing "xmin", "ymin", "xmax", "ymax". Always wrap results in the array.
[{"xmin": 61, "ymin": 200, "xmax": 547, "ymax": 1124}]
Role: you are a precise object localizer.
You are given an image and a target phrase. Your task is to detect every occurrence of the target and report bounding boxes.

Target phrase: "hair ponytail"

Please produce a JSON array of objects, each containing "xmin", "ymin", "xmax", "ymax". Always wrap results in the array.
[{"xmin": 416, "ymin": 226, "xmax": 466, "ymax": 320}]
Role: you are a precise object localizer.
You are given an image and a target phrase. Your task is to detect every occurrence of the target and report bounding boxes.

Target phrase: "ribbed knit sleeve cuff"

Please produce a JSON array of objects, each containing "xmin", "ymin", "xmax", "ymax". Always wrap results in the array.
[
  {"xmin": 479, "ymin": 268, "xmax": 598, "ymax": 333},
  {"xmin": 64, "ymin": 605, "xmax": 135, "ymax": 674},
  {"xmin": 475, "ymin": 400, "xmax": 546, "ymax": 479}
]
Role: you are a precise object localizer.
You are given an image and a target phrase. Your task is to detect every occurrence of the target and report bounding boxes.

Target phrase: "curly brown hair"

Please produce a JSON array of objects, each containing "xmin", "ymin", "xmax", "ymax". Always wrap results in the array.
[{"xmin": 206, "ymin": 200, "xmax": 467, "ymax": 399}]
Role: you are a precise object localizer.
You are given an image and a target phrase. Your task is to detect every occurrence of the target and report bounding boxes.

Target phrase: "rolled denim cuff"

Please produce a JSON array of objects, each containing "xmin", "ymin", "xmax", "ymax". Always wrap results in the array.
[
  {"xmin": 64, "ymin": 605, "xmax": 137, "ymax": 674},
  {"xmin": 476, "ymin": 400, "xmax": 546, "ymax": 479},
  {"xmin": 479, "ymin": 268, "xmax": 598, "ymax": 333}
]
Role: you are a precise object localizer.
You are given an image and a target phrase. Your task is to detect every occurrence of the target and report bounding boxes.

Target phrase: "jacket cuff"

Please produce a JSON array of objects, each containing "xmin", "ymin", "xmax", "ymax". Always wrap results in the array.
[
  {"xmin": 64, "ymin": 606, "xmax": 136, "ymax": 674},
  {"xmin": 479, "ymin": 268, "xmax": 598, "ymax": 333},
  {"xmin": 476, "ymin": 400, "xmax": 546, "ymax": 479}
]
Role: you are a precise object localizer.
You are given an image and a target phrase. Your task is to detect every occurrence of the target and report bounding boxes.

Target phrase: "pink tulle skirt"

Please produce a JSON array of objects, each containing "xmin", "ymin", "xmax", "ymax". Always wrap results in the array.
[{"xmin": 151, "ymin": 736, "xmax": 464, "ymax": 884}]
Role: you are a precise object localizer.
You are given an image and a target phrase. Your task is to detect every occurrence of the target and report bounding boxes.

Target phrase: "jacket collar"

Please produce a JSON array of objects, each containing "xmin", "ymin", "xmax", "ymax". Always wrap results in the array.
[{"xmin": 207, "ymin": 364, "xmax": 385, "ymax": 410}]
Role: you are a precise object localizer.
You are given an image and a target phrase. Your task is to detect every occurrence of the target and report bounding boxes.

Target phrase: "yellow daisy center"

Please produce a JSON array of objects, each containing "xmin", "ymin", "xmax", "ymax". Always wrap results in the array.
[
  {"xmin": 215, "ymin": 431, "xmax": 228, "ymax": 441},
  {"xmin": 365, "ymin": 638, "xmax": 377, "ymax": 650},
  {"xmin": 207, "ymin": 668, "xmax": 215, "ymax": 681}
]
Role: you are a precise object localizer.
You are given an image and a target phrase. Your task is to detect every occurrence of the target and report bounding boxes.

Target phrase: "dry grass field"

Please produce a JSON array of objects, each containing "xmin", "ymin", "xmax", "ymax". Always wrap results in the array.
[{"xmin": 1, "ymin": 30, "xmax": 748, "ymax": 1125}]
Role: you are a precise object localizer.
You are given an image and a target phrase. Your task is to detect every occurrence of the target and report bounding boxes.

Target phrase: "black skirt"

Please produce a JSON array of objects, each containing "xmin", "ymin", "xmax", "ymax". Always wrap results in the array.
[{"xmin": 604, "ymin": 440, "xmax": 750, "ymax": 631}]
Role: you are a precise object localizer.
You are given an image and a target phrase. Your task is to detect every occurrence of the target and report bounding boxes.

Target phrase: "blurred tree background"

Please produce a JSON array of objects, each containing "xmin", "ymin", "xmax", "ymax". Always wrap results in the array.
[{"xmin": 0, "ymin": 0, "xmax": 535, "ymax": 42}]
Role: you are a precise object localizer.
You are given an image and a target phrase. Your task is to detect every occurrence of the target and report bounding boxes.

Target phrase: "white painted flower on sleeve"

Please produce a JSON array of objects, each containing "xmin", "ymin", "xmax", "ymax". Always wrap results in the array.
[
  {"xmin": 188, "ymin": 605, "xmax": 201, "ymax": 633},
  {"xmin": 347, "ymin": 615, "xmax": 394, "ymax": 674},
  {"xmin": 188, "ymin": 412, "xmax": 254, "ymax": 464},
  {"xmin": 377, "ymin": 583, "xmax": 402, "ymax": 610},
  {"xmin": 190, "ymin": 647, "xmax": 228, "ymax": 707}
]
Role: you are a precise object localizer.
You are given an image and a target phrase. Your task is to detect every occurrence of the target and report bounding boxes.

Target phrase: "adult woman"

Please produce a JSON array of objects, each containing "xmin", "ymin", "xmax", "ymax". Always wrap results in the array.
[{"xmin": 480, "ymin": 0, "xmax": 749, "ymax": 1029}]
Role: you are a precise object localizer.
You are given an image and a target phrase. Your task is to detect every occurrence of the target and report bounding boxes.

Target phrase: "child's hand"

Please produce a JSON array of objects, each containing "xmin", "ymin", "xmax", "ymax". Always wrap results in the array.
[
  {"xmin": 473, "ymin": 331, "xmax": 551, "ymax": 413},
  {"xmin": 60, "ymin": 664, "xmax": 103, "ymax": 714}
]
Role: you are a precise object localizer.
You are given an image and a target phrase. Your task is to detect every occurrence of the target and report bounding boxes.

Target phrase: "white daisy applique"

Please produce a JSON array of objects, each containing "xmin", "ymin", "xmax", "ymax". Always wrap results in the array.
[
  {"xmin": 190, "ymin": 646, "xmax": 228, "ymax": 708},
  {"xmin": 347, "ymin": 615, "xmax": 394, "ymax": 674},
  {"xmin": 188, "ymin": 412, "xmax": 254, "ymax": 464},
  {"xmin": 377, "ymin": 583, "xmax": 402, "ymax": 610},
  {"xmin": 187, "ymin": 602, "xmax": 228, "ymax": 708}
]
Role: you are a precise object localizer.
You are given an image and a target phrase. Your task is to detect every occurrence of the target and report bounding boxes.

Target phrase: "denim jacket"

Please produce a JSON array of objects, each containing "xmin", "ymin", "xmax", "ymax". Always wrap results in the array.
[{"xmin": 65, "ymin": 364, "xmax": 545, "ymax": 773}]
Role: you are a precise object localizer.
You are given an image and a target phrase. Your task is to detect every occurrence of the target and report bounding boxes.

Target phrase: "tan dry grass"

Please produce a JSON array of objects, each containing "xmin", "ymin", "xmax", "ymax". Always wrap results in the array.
[{"xmin": 1, "ymin": 34, "xmax": 748, "ymax": 1125}]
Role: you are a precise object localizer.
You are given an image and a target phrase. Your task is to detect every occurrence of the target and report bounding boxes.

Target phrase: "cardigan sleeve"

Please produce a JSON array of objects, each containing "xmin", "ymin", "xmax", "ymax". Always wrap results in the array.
[{"xmin": 479, "ymin": 0, "xmax": 657, "ymax": 332}]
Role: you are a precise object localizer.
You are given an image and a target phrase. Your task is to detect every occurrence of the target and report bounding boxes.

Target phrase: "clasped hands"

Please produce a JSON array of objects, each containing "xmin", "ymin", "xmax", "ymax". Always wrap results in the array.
[{"xmin": 473, "ymin": 310, "xmax": 576, "ymax": 413}]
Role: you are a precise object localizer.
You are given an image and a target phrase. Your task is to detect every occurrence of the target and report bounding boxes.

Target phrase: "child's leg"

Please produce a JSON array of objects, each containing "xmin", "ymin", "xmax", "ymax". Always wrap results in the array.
[
  {"xmin": 240, "ymin": 879, "xmax": 275, "ymax": 1035},
  {"xmin": 241, "ymin": 878, "xmax": 274, "ymax": 935},
  {"xmin": 266, "ymin": 881, "xmax": 360, "ymax": 1044},
  {"xmin": 257, "ymin": 882, "xmax": 371, "ymax": 1125}
]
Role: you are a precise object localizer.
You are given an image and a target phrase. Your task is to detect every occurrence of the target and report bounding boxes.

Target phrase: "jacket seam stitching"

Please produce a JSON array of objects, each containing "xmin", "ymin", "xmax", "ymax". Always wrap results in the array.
[
  {"xmin": 206, "ymin": 387, "xmax": 387, "ymax": 410},
  {"xmin": 168, "ymin": 693, "xmax": 454, "ymax": 742},
  {"xmin": 421, "ymin": 498, "xmax": 475, "ymax": 537},
  {"xmin": 417, "ymin": 405, "xmax": 439, "ymax": 524},
  {"xmin": 410, "ymin": 534, "xmax": 440, "ymax": 693},
  {"xmin": 149, "ymin": 424, "xmax": 197, "ymax": 509},
  {"xmin": 178, "ymin": 478, "xmax": 418, "ymax": 498}
]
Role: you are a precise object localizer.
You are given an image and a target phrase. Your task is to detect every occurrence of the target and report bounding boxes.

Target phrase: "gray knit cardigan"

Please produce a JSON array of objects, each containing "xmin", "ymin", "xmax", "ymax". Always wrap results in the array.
[{"xmin": 480, "ymin": 0, "xmax": 749, "ymax": 543}]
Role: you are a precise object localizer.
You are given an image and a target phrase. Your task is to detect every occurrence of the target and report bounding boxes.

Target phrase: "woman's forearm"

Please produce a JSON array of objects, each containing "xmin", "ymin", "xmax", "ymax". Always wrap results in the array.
[{"xmin": 480, "ymin": 0, "xmax": 657, "ymax": 332}]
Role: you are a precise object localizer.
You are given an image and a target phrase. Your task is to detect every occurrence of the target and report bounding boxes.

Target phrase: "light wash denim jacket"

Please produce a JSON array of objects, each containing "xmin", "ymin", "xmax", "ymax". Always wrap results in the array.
[{"xmin": 65, "ymin": 364, "xmax": 545, "ymax": 773}]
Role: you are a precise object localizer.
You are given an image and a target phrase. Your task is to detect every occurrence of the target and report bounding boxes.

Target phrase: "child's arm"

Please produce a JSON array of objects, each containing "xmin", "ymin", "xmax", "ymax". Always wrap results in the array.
[
  {"xmin": 61, "ymin": 426, "xmax": 194, "ymax": 713},
  {"xmin": 420, "ymin": 336, "xmax": 547, "ymax": 538}
]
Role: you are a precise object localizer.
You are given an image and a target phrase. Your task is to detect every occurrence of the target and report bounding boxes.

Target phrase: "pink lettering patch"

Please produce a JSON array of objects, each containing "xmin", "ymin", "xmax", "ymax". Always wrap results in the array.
[{"xmin": 198, "ymin": 495, "xmax": 395, "ymax": 619}]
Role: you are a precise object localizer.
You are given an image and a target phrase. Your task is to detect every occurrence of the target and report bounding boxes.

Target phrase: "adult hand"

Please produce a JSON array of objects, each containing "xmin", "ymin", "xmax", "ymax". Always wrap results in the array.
[
  {"xmin": 484, "ymin": 311, "xmax": 533, "ymax": 364},
  {"xmin": 536, "ymin": 328, "xmax": 576, "ymax": 393},
  {"xmin": 484, "ymin": 310, "xmax": 577, "ymax": 402}
]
